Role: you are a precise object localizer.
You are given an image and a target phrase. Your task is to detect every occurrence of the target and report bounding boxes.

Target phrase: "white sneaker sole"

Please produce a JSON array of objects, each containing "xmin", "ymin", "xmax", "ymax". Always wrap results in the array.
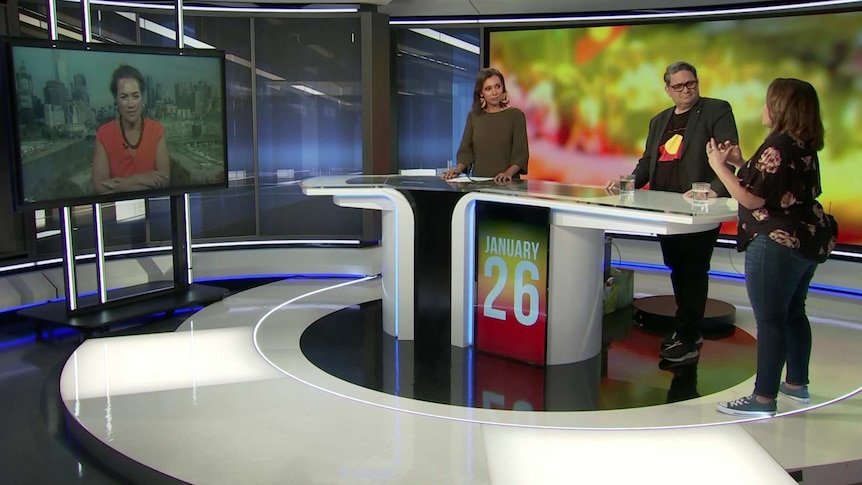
[
  {"xmin": 715, "ymin": 403, "xmax": 776, "ymax": 417},
  {"xmin": 660, "ymin": 350, "xmax": 699, "ymax": 362},
  {"xmin": 779, "ymin": 391, "xmax": 811, "ymax": 404}
]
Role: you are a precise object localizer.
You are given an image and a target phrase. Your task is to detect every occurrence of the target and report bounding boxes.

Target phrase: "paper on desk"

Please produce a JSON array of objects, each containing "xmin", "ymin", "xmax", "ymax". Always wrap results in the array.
[{"xmin": 446, "ymin": 176, "xmax": 494, "ymax": 183}]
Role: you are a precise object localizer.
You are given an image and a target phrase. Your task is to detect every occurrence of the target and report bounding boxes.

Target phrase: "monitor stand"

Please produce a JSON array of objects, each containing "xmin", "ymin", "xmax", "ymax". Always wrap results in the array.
[{"xmin": 18, "ymin": 195, "xmax": 227, "ymax": 339}]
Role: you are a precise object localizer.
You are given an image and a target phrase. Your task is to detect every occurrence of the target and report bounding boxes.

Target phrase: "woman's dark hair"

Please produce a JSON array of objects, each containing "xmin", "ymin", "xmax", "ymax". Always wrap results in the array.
[
  {"xmin": 109, "ymin": 64, "xmax": 146, "ymax": 98},
  {"xmin": 471, "ymin": 67, "xmax": 508, "ymax": 114},
  {"xmin": 766, "ymin": 78, "xmax": 825, "ymax": 151}
]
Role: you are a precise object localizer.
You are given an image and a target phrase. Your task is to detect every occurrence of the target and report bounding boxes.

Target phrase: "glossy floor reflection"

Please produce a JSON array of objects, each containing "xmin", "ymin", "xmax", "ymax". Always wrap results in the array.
[
  {"xmin": 299, "ymin": 301, "xmax": 756, "ymax": 411},
  {"xmin": 0, "ymin": 278, "xmax": 277, "ymax": 485},
  {"xmin": 0, "ymin": 312, "xmax": 200, "ymax": 484},
  {"xmin": 30, "ymin": 269, "xmax": 862, "ymax": 484}
]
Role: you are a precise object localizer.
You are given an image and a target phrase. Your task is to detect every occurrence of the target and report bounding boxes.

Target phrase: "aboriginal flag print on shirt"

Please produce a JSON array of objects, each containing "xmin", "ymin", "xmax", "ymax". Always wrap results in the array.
[
  {"xmin": 653, "ymin": 110, "xmax": 690, "ymax": 192},
  {"xmin": 659, "ymin": 133, "xmax": 684, "ymax": 162}
]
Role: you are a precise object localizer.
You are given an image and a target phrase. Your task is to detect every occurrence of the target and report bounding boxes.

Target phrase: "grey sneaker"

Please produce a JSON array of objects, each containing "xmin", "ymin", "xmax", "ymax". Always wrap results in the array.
[
  {"xmin": 716, "ymin": 394, "xmax": 777, "ymax": 417},
  {"xmin": 779, "ymin": 383, "xmax": 811, "ymax": 403}
]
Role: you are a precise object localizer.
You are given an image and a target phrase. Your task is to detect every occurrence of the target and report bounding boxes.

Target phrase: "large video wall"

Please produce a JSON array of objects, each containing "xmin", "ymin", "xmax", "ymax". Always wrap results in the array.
[{"xmin": 489, "ymin": 9, "xmax": 862, "ymax": 246}]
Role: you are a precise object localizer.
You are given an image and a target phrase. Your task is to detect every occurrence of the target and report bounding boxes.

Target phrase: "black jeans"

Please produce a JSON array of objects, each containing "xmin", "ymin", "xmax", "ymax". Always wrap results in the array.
[{"xmin": 658, "ymin": 226, "xmax": 721, "ymax": 343}]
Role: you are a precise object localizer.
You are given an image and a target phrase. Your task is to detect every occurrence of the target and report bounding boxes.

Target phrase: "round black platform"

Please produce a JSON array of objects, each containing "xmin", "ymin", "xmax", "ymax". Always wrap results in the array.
[
  {"xmin": 297, "ymin": 300, "xmax": 756, "ymax": 412},
  {"xmin": 633, "ymin": 295, "xmax": 736, "ymax": 338}
]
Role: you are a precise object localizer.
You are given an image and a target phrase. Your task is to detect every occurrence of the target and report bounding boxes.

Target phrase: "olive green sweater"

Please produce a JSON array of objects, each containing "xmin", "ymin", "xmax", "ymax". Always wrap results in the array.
[{"xmin": 456, "ymin": 107, "xmax": 529, "ymax": 177}]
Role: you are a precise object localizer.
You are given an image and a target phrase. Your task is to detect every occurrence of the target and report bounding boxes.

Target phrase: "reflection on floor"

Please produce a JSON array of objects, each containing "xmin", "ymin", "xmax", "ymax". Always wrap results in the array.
[
  {"xmin": 0, "ymin": 278, "xmax": 276, "ymax": 485},
  {"xmin": 3, "ymin": 259, "xmax": 861, "ymax": 484},
  {"xmin": 51, "ymin": 270, "xmax": 862, "ymax": 484},
  {"xmin": 301, "ymin": 300, "xmax": 757, "ymax": 411}
]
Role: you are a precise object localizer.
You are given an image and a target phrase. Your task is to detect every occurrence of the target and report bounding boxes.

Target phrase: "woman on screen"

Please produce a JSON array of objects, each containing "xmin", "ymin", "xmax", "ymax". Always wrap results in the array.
[
  {"xmin": 442, "ymin": 67, "xmax": 529, "ymax": 183},
  {"xmin": 92, "ymin": 64, "xmax": 170, "ymax": 194},
  {"xmin": 710, "ymin": 78, "xmax": 837, "ymax": 417}
]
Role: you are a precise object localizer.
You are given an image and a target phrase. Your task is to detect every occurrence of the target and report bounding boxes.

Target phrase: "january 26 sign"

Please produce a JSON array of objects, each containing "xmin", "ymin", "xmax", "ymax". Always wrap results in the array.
[{"xmin": 475, "ymin": 203, "xmax": 550, "ymax": 365}]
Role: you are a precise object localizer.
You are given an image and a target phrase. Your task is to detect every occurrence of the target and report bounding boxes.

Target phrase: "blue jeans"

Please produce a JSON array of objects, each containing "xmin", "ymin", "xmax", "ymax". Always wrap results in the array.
[{"xmin": 745, "ymin": 235, "xmax": 818, "ymax": 399}]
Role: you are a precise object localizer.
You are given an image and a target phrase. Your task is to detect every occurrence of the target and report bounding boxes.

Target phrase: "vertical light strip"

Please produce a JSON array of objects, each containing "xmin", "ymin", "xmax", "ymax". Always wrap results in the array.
[
  {"xmin": 60, "ymin": 207, "xmax": 78, "ymax": 311},
  {"xmin": 50, "ymin": 0, "xmax": 75, "ymax": 311},
  {"xmin": 175, "ymin": 0, "xmax": 185, "ymax": 48},
  {"xmin": 93, "ymin": 205, "xmax": 108, "ymax": 303},
  {"xmin": 47, "ymin": 0, "xmax": 59, "ymax": 40},
  {"xmin": 465, "ymin": 200, "xmax": 476, "ymax": 345},
  {"xmin": 89, "ymin": 0, "xmax": 104, "ymax": 303},
  {"xmin": 184, "ymin": 193, "xmax": 193, "ymax": 283},
  {"xmin": 85, "ymin": 1, "xmax": 103, "ymax": 302},
  {"xmin": 176, "ymin": 1, "xmax": 191, "ymax": 284},
  {"xmin": 81, "ymin": 0, "xmax": 93, "ymax": 42}
]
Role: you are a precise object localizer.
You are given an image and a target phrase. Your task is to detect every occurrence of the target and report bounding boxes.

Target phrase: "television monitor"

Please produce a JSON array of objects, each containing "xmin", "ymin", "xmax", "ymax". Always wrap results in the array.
[
  {"xmin": 488, "ymin": 7, "xmax": 862, "ymax": 247},
  {"xmin": 1, "ymin": 38, "xmax": 228, "ymax": 210}
]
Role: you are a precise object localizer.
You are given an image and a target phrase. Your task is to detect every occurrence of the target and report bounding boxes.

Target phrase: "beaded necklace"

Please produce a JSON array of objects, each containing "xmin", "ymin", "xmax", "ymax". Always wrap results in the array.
[{"xmin": 120, "ymin": 118, "xmax": 145, "ymax": 150}]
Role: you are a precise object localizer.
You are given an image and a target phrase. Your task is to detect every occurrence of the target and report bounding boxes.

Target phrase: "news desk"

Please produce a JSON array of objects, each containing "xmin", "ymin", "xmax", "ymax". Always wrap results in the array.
[{"xmin": 301, "ymin": 175, "xmax": 737, "ymax": 365}]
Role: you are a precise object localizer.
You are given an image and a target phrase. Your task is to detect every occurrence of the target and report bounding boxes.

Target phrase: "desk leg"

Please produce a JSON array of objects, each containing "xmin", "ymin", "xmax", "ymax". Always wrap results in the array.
[
  {"xmin": 450, "ymin": 197, "xmax": 476, "ymax": 348},
  {"xmin": 380, "ymin": 209, "xmax": 413, "ymax": 339},
  {"xmin": 333, "ymin": 191, "xmax": 414, "ymax": 340},
  {"xmin": 546, "ymin": 224, "xmax": 605, "ymax": 365}
]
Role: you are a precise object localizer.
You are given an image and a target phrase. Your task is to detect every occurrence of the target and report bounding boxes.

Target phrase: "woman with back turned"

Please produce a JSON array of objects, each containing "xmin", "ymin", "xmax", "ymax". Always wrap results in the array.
[
  {"xmin": 709, "ymin": 78, "xmax": 838, "ymax": 417},
  {"xmin": 443, "ymin": 67, "xmax": 529, "ymax": 183}
]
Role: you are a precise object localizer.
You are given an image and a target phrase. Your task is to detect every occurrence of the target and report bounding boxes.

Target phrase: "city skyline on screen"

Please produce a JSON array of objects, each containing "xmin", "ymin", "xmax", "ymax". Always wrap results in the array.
[{"xmin": 6, "ymin": 42, "xmax": 227, "ymax": 207}]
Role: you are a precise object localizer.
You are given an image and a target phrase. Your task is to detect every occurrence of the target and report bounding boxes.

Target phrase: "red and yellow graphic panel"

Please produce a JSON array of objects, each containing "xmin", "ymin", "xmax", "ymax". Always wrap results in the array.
[{"xmin": 475, "ymin": 203, "xmax": 550, "ymax": 365}]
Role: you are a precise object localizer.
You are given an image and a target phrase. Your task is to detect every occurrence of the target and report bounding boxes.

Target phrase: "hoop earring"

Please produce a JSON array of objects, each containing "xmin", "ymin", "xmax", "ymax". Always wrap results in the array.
[
  {"xmin": 501, "ymin": 92, "xmax": 510, "ymax": 106},
  {"xmin": 480, "ymin": 97, "xmax": 486, "ymax": 109}
]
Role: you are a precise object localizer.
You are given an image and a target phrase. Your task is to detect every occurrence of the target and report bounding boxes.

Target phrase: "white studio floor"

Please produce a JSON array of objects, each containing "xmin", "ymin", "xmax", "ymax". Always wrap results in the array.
[{"xmin": 59, "ymin": 265, "xmax": 862, "ymax": 485}]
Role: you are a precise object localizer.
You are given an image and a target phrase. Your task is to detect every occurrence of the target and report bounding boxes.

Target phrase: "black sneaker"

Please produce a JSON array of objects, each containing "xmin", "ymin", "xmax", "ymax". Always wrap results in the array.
[
  {"xmin": 659, "ymin": 355, "xmax": 699, "ymax": 370},
  {"xmin": 660, "ymin": 332, "xmax": 704, "ymax": 351},
  {"xmin": 659, "ymin": 338, "xmax": 699, "ymax": 362}
]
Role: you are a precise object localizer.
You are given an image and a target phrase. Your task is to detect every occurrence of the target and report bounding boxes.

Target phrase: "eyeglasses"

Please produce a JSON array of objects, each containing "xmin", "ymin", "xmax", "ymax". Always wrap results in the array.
[{"xmin": 669, "ymin": 80, "xmax": 699, "ymax": 92}]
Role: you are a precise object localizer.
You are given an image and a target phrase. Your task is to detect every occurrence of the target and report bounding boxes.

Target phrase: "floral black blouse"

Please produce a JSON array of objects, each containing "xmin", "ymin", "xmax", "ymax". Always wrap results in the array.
[{"xmin": 736, "ymin": 132, "xmax": 837, "ymax": 262}]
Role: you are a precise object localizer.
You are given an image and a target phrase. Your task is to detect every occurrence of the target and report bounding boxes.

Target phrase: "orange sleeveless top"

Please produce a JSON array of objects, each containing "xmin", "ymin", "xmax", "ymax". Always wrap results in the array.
[{"xmin": 95, "ymin": 118, "xmax": 166, "ymax": 177}]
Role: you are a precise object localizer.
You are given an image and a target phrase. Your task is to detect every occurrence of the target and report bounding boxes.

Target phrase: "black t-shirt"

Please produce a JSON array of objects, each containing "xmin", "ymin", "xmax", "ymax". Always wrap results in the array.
[{"xmin": 653, "ymin": 110, "xmax": 690, "ymax": 193}]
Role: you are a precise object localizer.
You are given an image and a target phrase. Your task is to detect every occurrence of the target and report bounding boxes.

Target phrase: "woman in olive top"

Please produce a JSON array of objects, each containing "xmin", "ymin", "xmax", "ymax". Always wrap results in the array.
[{"xmin": 443, "ymin": 67, "xmax": 529, "ymax": 183}]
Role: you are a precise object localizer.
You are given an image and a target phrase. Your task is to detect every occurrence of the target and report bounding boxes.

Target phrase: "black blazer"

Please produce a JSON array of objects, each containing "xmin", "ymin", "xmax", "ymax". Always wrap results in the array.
[{"xmin": 633, "ymin": 97, "xmax": 739, "ymax": 196}]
